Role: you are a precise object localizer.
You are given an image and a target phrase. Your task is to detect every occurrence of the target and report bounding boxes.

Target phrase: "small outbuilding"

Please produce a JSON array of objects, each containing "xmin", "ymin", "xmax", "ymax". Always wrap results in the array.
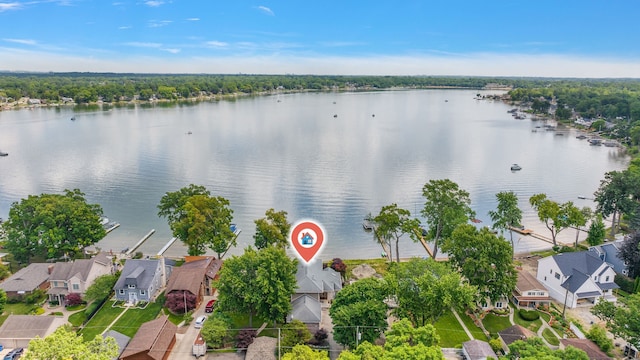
[{"xmin": 462, "ymin": 339, "xmax": 498, "ymax": 360}]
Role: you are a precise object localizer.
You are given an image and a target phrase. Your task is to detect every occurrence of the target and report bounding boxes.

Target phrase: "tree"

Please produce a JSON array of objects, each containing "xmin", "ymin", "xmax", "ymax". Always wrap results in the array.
[
  {"xmin": 594, "ymin": 293, "xmax": 640, "ymax": 346},
  {"xmin": 421, "ymin": 179, "xmax": 475, "ymax": 259},
  {"xmin": 384, "ymin": 318, "xmax": 439, "ymax": 349},
  {"xmin": 0, "ymin": 289, "xmax": 6, "ymax": 315},
  {"xmin": 574, "ymin": 207, "xmax": 592, "ymax": 247},
  {"xmin": 505, "ymin": 337, "xmax": 588, "ymax": 360},
  {"xmin": 586, "ymin": 214, "xmax": 606, "ymax": 246},
  {"xmin": 330, "ymin": 258, "xmax": 347, "ymax": 281},
  {"xmin": 65, "ymin": 293, "xmax": 83, "ymax": 307},
  {"xmin": 3, "ymin": 189, "xmax": 106, "ymax": 263},
  {"xmin": 280, "ymin": 319, "xmax": 312, "ymax": 354},
  {"xmin": 385, "ymin": 258, "xmax": 476, "ymax": 326},
  {"xmin": 329, "ymin": 278, "xmax": 388, "ymax": 348},
  {"xmin": 253, "ymin": 208, "xmax": 291, "ymax": 250},
  {"xmin": 373, "ymin": 203, "xmax": 421, "ymax": 262},
  {"xmin": 282, "ymin": 344, "xmax": 329, "ymax": 360},
  {"xmin": 24, "ymin": 326, "xmax": 118, "ymax": 360},
  {"xmin": 158, "ymin": 185, "xmax": 236, "ymax": 257},
  {"xmin": 216, "ymin": 246, "xmax": 297, "ymax": 326},
  {"xmin": 201, "ymin": 315, "xmax": 232, "ymax": 348},
  {"xmin": 488, "ymin": 191, "xmax": 522, "ymax": 257},
  {"xmin": 618, "ymin": 232, "xmax": 640, "ymax": 278},
  {"xmin": 586, "ymin": 324, "xmax": 613, "ymax": 353},
  {"xmin": 165, "ymin": 290, "xmax": 197, "ymax": 314},
  {"xmin": 529, "ymin": 193, "xmax": 585, "ymax": 246},
  {"xmin": 84, "ymin": 273, "xmax": 118, "ymax": 304},
  {"xmin": 555, "ymin": 105, "xmax": 572, "ymax": 120},
  {"xmin": 594, "ymin": 170, "xmax": 639, "ymax": 236},
  {"xmin": 444, "ymin": 224, "xmax": 517, "ymax": 303}
]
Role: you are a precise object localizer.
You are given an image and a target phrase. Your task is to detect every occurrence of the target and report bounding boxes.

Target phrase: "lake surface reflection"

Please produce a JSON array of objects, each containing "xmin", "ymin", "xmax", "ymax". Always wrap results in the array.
[{"xmin": 0, "ymin": 90, "xmax": 629, "ymax": 259}]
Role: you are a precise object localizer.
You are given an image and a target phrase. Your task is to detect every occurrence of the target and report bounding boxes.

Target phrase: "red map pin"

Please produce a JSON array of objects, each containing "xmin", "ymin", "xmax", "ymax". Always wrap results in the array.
[{"xmin": 290, "ymin": 220, "xmax": 325, "ymax": 264}]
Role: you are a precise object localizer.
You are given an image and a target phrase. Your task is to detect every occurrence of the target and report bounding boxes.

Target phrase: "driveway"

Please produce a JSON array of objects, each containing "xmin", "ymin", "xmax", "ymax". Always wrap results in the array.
[{"xmin": 168, "ymin": 295, "xmax": 216, "ymax": 360}]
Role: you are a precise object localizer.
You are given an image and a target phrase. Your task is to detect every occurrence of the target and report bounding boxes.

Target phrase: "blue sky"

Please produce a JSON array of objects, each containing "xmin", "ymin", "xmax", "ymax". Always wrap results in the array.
[{"xmin": 1, "ymin": 0, "xmax": 639, "ymax": 77}]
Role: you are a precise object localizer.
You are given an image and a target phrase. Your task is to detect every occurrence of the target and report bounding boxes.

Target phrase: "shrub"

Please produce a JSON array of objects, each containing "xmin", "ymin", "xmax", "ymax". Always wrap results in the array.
[
  {"xmin": 84, "ymin": 300, "xmax": 103, "ymax": 319},
  {"xmin": 308, "ymin": 328, "xmax": 328, "ymax": 346},
  {"xmin": 586, "ymin": 324, "xmax": 613, "ymax": 353},
  {"xmin": 519, "ymin": 309, "xmax": 540, "ymax": 321},
  {"xmin": 615, "ymin": 274, "xmax": 635, "ymax": 294},
  {"xmin": 280, "ymin": 320, "xmax": 312, "ymax": 354},
  {"xmin": 25, "ymin": 289, "xmax": 46, "ymax": 305},
  {"xmin": 165, "ymin": 291, "xmax": 197, "ymax": 314},
  {"xmin": 489, "ymin": 337, "xmax": 503, "ymax": 353},
  {"xmin": 133, "ymin": 251, "xmax": 144, "ymax": 259},
  {"xmin": 65, "ymin": 293, "xmax": 83, "ymax": 307},
  {"xmin": 32, "ymin": 307, "xmax": 45, "ymax": 315},
  {"xmin": 236, "ymin": 328, "xmax": 257, "ymax": 349},
  {"xmin": 201, "ymin": 316, "xmax": 231, "ymax": 349}
]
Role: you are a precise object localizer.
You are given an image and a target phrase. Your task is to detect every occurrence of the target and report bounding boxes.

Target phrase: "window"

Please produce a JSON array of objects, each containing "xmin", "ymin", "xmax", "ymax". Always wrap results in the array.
[
  {"xmin": 605, "ymin": 276, "xmax": 610, "ymax": 282},
  {"xmin": 554, "ymin": 272, "xmax": 560, "ymax": 280},
  {"xmin": 496, "ymin": 302, "xmax": 503, "ymax": 308},
  {"xmin": 550, "ymin": 269, "xmax": 553, "ymax": 274},
  {"xmin": 72, "ymin": 284, "xmax": 79, "ymax": 290},
  {"xmin": 140, "ymin": 290, "xmax": 146, "ymax": 296},
  {"xmin": 538, "ymin": 292, "xmax": 545, "ymax": 296},
  {"xmin": 482, "ymin": 302, "xmax": 487, "ymax": 308},
  {"xmin": 527, "ymin": 292, "xmax": 534, "ymax": 296},
  {"xmin": 119, "ymin": 289, "xmax": 124, "ymax": 295},
  {"xmin": 53, "ymin": 281, "xmax": 58, "ymax": 287},
  {"xmin": 544, "ymin": 276, "xmax": 547, "ymax": 281},
  {"xmin": 128, "ymin": 284, "xmax": 136, "ymax": 289}
]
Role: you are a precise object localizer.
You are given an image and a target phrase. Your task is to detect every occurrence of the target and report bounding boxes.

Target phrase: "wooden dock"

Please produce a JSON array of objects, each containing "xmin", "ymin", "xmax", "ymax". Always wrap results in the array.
[
  {"xmin": 126, "ymin": 229, "xmax": 155, "ymax": 256},
  {"xmin": 509, "ymin": 226, "xmax": 533, "ymax": 235},
  {"xmin": 157, "ymin": 237, "xmax": 177, "ymax": 256}
]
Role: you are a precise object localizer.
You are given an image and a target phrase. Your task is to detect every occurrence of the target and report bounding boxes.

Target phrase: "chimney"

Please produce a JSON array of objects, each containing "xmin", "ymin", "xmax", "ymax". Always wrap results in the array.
[{"xmin": 48, "ymin": 265, "xmax": 54, "ymax": 274}]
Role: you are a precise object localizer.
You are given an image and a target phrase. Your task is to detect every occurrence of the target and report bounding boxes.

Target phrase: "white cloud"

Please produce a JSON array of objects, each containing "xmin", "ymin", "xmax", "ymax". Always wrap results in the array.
[
  {"xmin": 161, "ymin": 48, "xmax": 180, "ymax": 54},
  {"xmin": 3, "ymin": 38, "xmax": 38, "ymax": 45},
  {"xmin": 257, "ymin": 5, "xmax": 274, "ymax": 16},
  {"xmin": 0, "ymin": 2, "xmax": 22, "ymax": 12},
  {"xmin": 144, "ymin": 0, "xmax": 163, "ymax": 7},
  {"xmin": 186, "ymin": 17, "xmax": 199, "ymax": 21},
  {"xmin": 123, "ymin": 42, "xmax": 162, "ymax": 48},
  {"xmin": 148, "ymin": 20, "xmax": 172, "ymax": 28},
  {"xmin": 205, "ymin": 41, "xmax": 228, "ymax": 48},
  {"xmin": 118, "ymin": 26, "xmax": 132, "ymax": 30}
]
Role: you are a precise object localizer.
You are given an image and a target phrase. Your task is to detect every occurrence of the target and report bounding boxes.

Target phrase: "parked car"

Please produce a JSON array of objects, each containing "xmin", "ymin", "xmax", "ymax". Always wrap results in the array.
[
  {"xmin": 205, "ymin": 299, "xmax": 216, "ymax": 313},
  {"xmin": 4, "ymin": 348, "xmax": 23, "ymax": 360},
  {"xmin": 194, "ymin": 315, "xmax": 207, "ymax": 329}
]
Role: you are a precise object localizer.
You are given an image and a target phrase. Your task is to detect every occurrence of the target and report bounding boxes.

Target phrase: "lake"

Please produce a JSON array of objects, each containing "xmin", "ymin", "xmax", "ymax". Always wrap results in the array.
[{"xmin": 0, "ymin": 90, "xmax": 629, "ymax": 260}]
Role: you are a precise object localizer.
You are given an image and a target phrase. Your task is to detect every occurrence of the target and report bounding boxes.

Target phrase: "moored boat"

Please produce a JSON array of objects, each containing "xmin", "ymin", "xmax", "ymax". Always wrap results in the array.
[{"xmin": 510, "ymin": 164, "xmax": 522, "ymax": 171}]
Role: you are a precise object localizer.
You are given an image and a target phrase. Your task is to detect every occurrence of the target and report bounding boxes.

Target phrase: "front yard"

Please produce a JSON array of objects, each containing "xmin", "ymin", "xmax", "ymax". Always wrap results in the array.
[{"xmin": 79, "ymin": 301, "xmax": 124, "ymax": 341}]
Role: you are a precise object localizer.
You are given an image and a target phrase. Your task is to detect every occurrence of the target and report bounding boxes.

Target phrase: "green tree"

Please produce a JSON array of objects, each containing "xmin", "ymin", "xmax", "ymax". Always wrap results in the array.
[
  {"xmin": 529, "ymin": 193, "xmax": 585, "ymax": 246},
  {"xmin": 504, "ymin": 337, "xmax": 588, "ymax": 360},
  {"xmin": 84, "ymin": 273, "xmax": 118, "ymax": 304},
  {"xmin": 329, "ymin": 278, "xmax": 388, "ymax": 348},
  {"xmin": 444, "ymin": 224, "xmax": 517, "ymax": 303},
  {"xmin": 2, "ymin": 189, "xmax": 106, "ymax": 263},
  {"xmin": 253, "ymin": 208, "xmax": 291, "ymax": 250},
  {"xmin": 488, "ymin": 191, "xmax": 522, "ymax": 257},
  {"xmin": 201, "ymin": 315, "xmax": 231, "ymax": 348},
  {"xmin": 619, "ymin": 233, "xmax": 640, "ymax": 278},
  {"xmin": 574, "ymin": 207, "xmax": 592, "ymax": 247},
  {"xmin": 24, "ymin": 326, "xmax": 118, "ymax": 360},
  {"xmin": 215, "ymin": 247, "xmax": 261, "ymax": 326},
  {"xmin": 421, "ymin": 179, "xmax": 475, "ymax": 259},
  {"xmin": 555, "ymin": 105, "xmax": 572, "ymax": 120},
  {"xmin": 373, "ymin": 203, "xmax": 421, "ymax": 262},
  {"xmin": 385, "ymin": 258, "xmax": 476, "ymax": 326},
  {"xmin": 586, "ymin": 324, "xmax": 613, "ymax": 353},
  {"xmin": 281, "ymin": 344, "xmax": 329, "ymax": 360},
  {"xmin": 594, "ymin": 170, "xmax": 639, "ymax": 236},
  {"xmin": 586, "ymin": 214, "xmax": 606, "ymax": 246},
  {"xmin": 280, "ymin": 319, "xmax": 312, "ymax": 354},
  {"xmin": 592, "ymin": 292, "xmax": 640, "ymax": 346},
  {"xmin": 158, "ymin": 185, "xmax": 236, "ymax": 257},
  {"xmin": 384, "ymin": 318, "xmax": 439, "ymax": 348},
  {"xmin": 0, "ymin": 289, "xmax": 7, "ymax": 314}
]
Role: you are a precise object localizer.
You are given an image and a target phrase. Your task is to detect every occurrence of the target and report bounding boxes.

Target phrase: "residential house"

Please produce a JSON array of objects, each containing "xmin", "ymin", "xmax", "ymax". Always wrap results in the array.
[
  {"xmin": 103, "ymin": 330, "xmax": 130, "ymax": 360},
  {"xmin": 589, "ymin": 240, "xmax": 628, "ymax": 276},
  {"xmin": 0, "ymin": 263, "xmax": 52, "ymax": 300},
  {"xmin": 462, "ymin": 339, "xmax": 498, "ymax": 360},
  {"xmin": 113, "ymin": 258, "xmax": 167, "ymax": 304},
  {"xmin": 559, "ymin": 338, "xmax": 611, "ymax": 360},
  {"xmin": 536, "ymin": 251, "xmax": 618, "ymax": 308},
  {"xmin": 498, "ymin": 324, "xmax": 536, "ymax": 353},
  {"xmin": 0, "ymin": 315, "xmax": 66, "ymax": 348},
  {"xmin": 165, "ymin": 256, "xmax": 222, "ymax": 310},
  {"xmin": 288, "ymin": 260, "xmax": 342, "ymax": 332},
  {"xmin": 120, "ymin": 315, "xmax": 176, "ymax": 360},
  {"xmin": 512, "ymin": 270, "xmax": 552, "ymax": 308},
  {"xmin": 47, "ymin": 252, "xmax": 113, "ymax": 304}
]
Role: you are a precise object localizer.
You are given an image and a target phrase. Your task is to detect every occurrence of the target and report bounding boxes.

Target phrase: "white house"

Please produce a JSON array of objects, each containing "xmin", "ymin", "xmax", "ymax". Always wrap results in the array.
[{"xmin": 536, "ymin": 251, "xmax": 618, "ymax": 308}]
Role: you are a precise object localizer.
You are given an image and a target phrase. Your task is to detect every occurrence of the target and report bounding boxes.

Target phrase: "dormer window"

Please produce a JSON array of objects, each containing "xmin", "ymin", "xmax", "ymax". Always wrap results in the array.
[{"xmin": 128, "ymin": 284, "xmax": 136, "ymax": 289}]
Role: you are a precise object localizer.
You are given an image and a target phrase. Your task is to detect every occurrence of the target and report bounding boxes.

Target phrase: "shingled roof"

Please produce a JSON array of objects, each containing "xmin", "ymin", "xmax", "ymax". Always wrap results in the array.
[
  {"xmin": 560, "ymin": 338, "xmax": 612, "ymax": 360},
  {"xmin": 498, "ymin": 325, "xmax": 536, "ymax": 347},
  {"xmin": 0, "ymin": 263, "xmax": 51, "ymax": 293},
  {"xmin": 114, "ymin": 259, "xmax": 161, "ymax": 290},
  {"xmin": 165, "ymin": 256, "xmax": 220, "ymax": 295},
  {"xmin": 120, "ymin": 315, "xmax": 176, "ymax": 360}
]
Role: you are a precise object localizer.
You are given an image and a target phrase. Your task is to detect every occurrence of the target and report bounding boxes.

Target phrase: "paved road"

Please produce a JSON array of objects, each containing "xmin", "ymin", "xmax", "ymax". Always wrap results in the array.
[{"xmin": 169, "ymin": 295, "xmax": 215, "ymax": 360}]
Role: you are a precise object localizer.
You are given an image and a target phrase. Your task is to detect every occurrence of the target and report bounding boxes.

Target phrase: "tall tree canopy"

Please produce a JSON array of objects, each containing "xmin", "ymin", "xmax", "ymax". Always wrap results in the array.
[
  {"xmin": 158, "ymin": 185, "xmax": 236, "ymax": 257},
  {"xmin": 24, "ymin": 326, "xmax": 118, "ymax": 360},
  {"xmin": 2, "ymin": 189, "xmax": 105, "ymax": 263},
  {"xmin": 505, "ymin": 338, "xmax": 588, "ymax": 360},
  {"xmin": 529, "ymin": 193, "xmax": 586, "ymax": 246},
  {"xmin": 594, "ymin": 170, "xmax": 640, "ymax": 236},
  {"xmin": 385, "ymin": 258, "xmax": 476, "ymax": 326},
  {"xmin": 421, "ymin": 179, "xmax": 475, "ymax": 259},
  {"xmin": 618, "ymin": 232, "xmax": 640, "ymax": 278},
  {"xmin": 253, "ymin": 208, "xmax": 291, "ymax": 250},
  {"xmin": 373, "ymin": 203, "xmax": 420, "ymax": 262},
  {"xmin": 488, "ymin": 191, "xmax": 522, "ymax": 256}
]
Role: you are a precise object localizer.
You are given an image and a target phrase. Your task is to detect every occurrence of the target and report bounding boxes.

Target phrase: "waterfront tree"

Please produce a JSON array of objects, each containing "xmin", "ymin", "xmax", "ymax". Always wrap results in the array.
[
  {"xmin": 529, "ymin": 193, "xmax": 585, "ymax": 246},
  {"xmin": 488, "ymin": 191, "xmax": 522, "ymax": 256},
  {"xmin": 586, "ymin": 213, "xmax": 606, "ymax": 246},
  {"xmin": 594, "ymin": 170, "xmax": 639, "ymax": 236},
  {"xmin": 618, "ymin": 232, "xmax": 640, "ymax": 278},
  {"xmin": 444, "ymin": 224, "xmax": 517, "ymax": 304},
  {"xmin": 421, "ymin": 179, "xmax": 475, "ymax": 259},
  {"xmin": 157, "ymin": 184, "xmax": 210, "ymax": 224},
  {"xmin": 2, "ymin": 189, "xmax": 106, "ymax": 263},
  {"xmin": 373, "ymin": 203, "xmax": 421, "ymax": 262},
  {"xmin": 253, "ymin": 208, "xmax": 291, "ymax": 250}
]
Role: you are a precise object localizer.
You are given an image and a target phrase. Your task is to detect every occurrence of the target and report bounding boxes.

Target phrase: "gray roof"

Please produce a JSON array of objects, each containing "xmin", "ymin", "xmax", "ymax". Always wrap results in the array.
[
  {"xmin": 463, "ymin": 340, "xmax": 498, "ymax": 360},
  {"xmin": 49, "ymin": 253, "xmax": 110, "ymax": 282},
  {"xmin": 103, "ymin": 330, "xmax": 131, "ymax": 360},
  {"xmin": 561, "ymin": 270, "xmax": 590, "ymax": 293},
  {"xmin": 0, "ymin": 263, "xmax": 51, "ymax": 292},
  {"xmin": 576, "ymin": 291, "xmax": 602, "ymax": 298},
  {"xmin": 0, "ymin": 315, "xmax": 64, "ymax": 340},
  {"xmin": 498, "ymin": 325, "xmax": 536, "ymax": 346},
  {"xmin": 589, "ymin": 242, "xmax": 627, "ymax": 275},
  {"xmin": 114, "ymin": 259, "xmax": 160, "ymax": 290},
  {"xmin": 295, "ymin": 260, "xmax": 342, "ymax": 294},
  {"xmin": 597, "ymin": 282, "xmax": 619, "ymax": 290},
  {"xmin": 289, "ymin": 295, "xmax": 321, "ymax": 324},
  {"xmin": 553, "ymin": 251, "xmax": 607, "ymax": 277}
]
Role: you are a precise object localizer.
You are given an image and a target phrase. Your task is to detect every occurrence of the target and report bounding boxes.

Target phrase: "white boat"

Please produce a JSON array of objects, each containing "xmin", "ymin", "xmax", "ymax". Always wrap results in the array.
[
  {"xmin": 0, "ymin": 151, "xmax": 7, "ymax": 157},
  {"xmin": 510, "ymin": 164, "xmax": 522, "ymax": 171}
]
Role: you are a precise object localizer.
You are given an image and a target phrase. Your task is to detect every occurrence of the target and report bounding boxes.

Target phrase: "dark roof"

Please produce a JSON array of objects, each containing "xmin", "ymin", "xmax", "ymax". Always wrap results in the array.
[
  {"xmin": 560, "ymin": 338, "xmax": 612, "ymax": 360},
  {"xmin": 114, "ymin": 259, "xmax": 160, "ymax": 290},
  {"xmin": 576, "ymin": 291, "xmax": 603, "ymax": 298},
  {"xmin": 561, "ymin": 270, "xmax": 591, "ymax": 293},
  {"xmin": 554, "ymin": 251, "xmax": 607, "ymax": 277},
  {"xmin": 0, "ymin": 263, "xmax": 51, "ymax": 292},
  {"xmin": 120, "ymin": 315, "xmax": 176, "ymax": 360},
  {"xmin": 498, "ymin": 325, "xmax": 536, "ymax": 346},
  {"xmin": 589, "ymin": 242, "xmax": 627, "ymax": 275},
  {"xmin": 103, "ymin": 330, "xmax": 131, "ymax": 360},
  {"xmin": 165, "ymin": 257, "xmax": 220, "ymax": 295},
  {"xmin": 463, "ymin": 340, "xmax": 498, "ymax": 360},
  {"xmin": 597, "ymin": 282, "xmax": 619, "ymax": 290}
]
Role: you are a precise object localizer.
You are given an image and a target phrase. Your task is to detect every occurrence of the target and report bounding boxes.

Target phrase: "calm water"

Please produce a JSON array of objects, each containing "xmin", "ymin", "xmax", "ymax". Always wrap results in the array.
[{"xmin": 0, "ymin": 90, "xmax": 629, "ymax": 259}]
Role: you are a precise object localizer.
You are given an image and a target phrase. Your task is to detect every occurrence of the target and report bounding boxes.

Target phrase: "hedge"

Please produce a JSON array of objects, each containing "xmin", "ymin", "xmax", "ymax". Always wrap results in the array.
[{"xmin": 519, "ymin": 309, "xmax": 540, "ymax": 321}]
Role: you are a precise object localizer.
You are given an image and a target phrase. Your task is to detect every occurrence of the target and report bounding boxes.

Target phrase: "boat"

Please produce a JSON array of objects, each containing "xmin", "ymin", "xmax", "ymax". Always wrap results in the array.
[
  {"xmin": 588, "ymin": 138, "xmax": 602, "ymax": 146},
  {"xmin": 0, "ymin": 151, "xmax": 7, "ymax": 157},
  {"xmin": 576, "ymin": 134, "xmax": 587, "ymax": 140},
  {"xmin": 362, "ymin": 220, "xmax": 375, "ymax": 231},
  {"xmin": 70, "ymin": 116, "xmax": 76, "ymax": 121},
  {"xmin": 510, "ymin": 164, "xmax": 522, "ymax": 171},
  {"xmin": 603, "ymin": 140, "xmax": 618, "ymax": 147}
]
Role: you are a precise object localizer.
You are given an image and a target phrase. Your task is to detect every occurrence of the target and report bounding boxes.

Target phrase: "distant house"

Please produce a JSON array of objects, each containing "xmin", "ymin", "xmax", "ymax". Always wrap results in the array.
[
  {"xmin": 462, "ymin": 339, "xmax": 498, "ymax": 360},
  {"xmin": 0, "ymin": 263, "xmax": 52, "ymax": 300},
  {"xmin": 536, "ymin": 251, "xmax": 618, "ymax": 308},
  {"xmin": 120, "ymin": 315, "xmax": 177, "ymax": 360},
  {"xmin": 165, "ymin": 256, "xmax": 221, "ymax": 309},
  {"xmin": 559, "ymin": 338, "xmax": 612, "ymax": 360},
  {"xmin": 589, "ymin": 241, "xmax": 628, "ymax": 276},
  {"xmin": 512, "ymin": 270, "xmax": 552, "ymax": 308},
  {"xmin": 498, "ymin": 324, "xmax": 536, "ymax": 352},
  {"xmin": 288, "ymin": 260, "xmax": 342, "ymax": 332},
  {"xmin": 113, "ymin": 258, "xmax": 168, "ymax": 304},
  {"xmin": 0, "ymin": 315, "xmax": 66, "ymax": 348},
  {"xmin": 47, "ymin": 253, "xmax": 113, "ymax": 304},
  {"xmin": 103, "ymin": 330, "xmax": 131, "ymax": 360}
]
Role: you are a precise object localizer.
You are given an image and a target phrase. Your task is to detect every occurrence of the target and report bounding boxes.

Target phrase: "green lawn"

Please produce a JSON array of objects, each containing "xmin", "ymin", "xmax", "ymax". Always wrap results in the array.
[
  {"xmin": 0, "ymin": 302, "xmax": 40, "ymax": 326},
  {"xmin": 457, "ymin": 311, "xmax": 487, "ymax": 341},
  {"xmin": 512, "ymin": 310, "xmax": 543, "ymax": 333},
  {"xmin": 162, "ymin": 308, "xmax": 185, "ymax": 325},
  {"xmin": 433, "ymin": 310, "xmax": 470, "ymax": 348},
  {"xmin": 482, "ymin": 313, "xmax": 513, "ymax": 337},
  {"xmin": 79, "ymin": 301, "xmax": 124, "ymax": 341},
  {"xmin": 542, "ymin": 327, "xmax": 559, "ymax": 346},
  {"xmin": 539, "ymin": 311, "xmax": 551, "ymax": 323},
  {"xmin": 68, "ymin": 310, "xmax": 87, "ymax": 327},
  {"xmin": 228, "ymin": 312, "xmax": 278, "ymax": 337},
  {"xmin": 111, "ymin": 301, "xmax": 163, "ymax": 337},
  {"xmin": 343, "ymin": 259, "xmax": 390, "ymax": 278}
]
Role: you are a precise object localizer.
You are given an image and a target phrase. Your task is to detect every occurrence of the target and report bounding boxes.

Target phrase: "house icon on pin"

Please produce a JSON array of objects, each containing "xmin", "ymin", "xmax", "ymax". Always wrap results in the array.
[{"xmin": 301, "ymin": 232, "xmax": 314, "ymax": 245}]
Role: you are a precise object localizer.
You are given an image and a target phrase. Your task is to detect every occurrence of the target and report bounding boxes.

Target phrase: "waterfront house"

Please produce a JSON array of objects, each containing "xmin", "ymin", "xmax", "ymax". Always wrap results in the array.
[
  {"xmin": 113, "ymin": 258, "xmax": 167, "ymax": 304},
  {"xmin": 536, "ymin": 251, "xmax": 618, "ymax": 308},
  {"xmin": 511, "ymin": 270, "xmax": 552, "ymax": 308},
  {"xmin": 589, "ymin": 240, "xmax": 628, "ymax": 276},
  {"xmin": 47, "ymin": 252, "xmax": 112, "ymax": 305},
  {"xmin": 165, "ymin": 256, "xmax": 222, "ymax": 310},
  {"xmin": 0, "ymin": 263, "xmax": 52, "ymax": 300},
  {"xmin": 120, "ymin": 315, "xmax": 176, "ymax": 360}
]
